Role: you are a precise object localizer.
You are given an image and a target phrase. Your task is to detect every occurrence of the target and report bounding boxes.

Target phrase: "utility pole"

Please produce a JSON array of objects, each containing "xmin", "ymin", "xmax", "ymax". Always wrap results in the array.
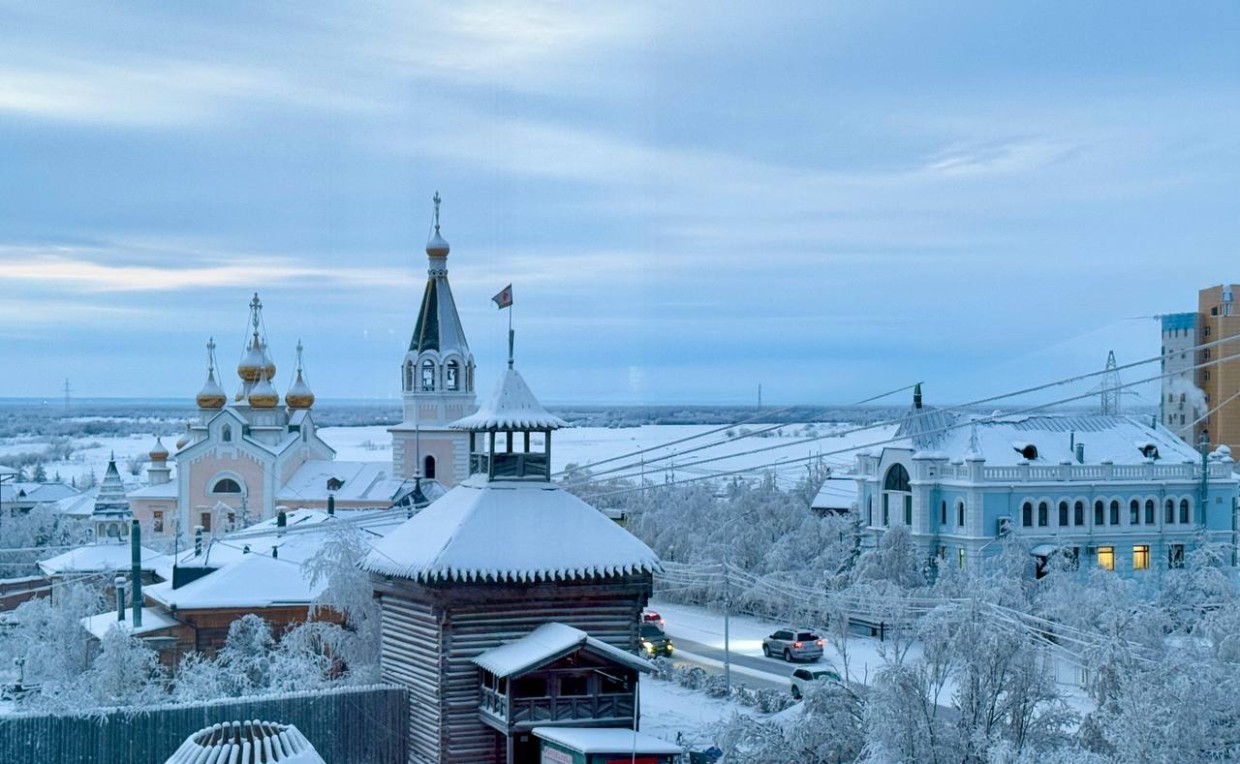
[{"xmin": 723, "ymin": 562, "xmax": 732, "ymax": 696}]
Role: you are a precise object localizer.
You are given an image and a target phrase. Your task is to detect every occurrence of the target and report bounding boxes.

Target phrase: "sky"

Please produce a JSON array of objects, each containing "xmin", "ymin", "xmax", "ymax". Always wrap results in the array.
[{"xmin": 1, "ymin": 2, "xmax": 1238, "ymax": 407}]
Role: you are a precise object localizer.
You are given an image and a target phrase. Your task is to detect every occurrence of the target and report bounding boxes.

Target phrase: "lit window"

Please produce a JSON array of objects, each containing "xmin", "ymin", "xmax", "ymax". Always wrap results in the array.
[
  {"xmin": 1133, "ymin": 545, "xmax": 1150, "ymax": 571},
  {"xmin": 1097, "ymin": 546, "xmax": 1114, "ymax": 571}
]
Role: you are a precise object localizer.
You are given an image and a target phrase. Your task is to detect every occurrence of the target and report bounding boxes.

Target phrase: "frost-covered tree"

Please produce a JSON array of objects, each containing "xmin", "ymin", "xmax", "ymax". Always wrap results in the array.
[
  {"xmin": 79, "ymin": 625, "xmax": 167, "ymax": 708},
  {"xmin": 214, "ymin": 614, "xmax": 275, "ymax": 696},
  {"xmin": 302, "ymin": 519, "xmax": 382, "ymax": 680},
  {"xmin": 0, "ymin": 581, "xmax": 102, "ymax": 701}
]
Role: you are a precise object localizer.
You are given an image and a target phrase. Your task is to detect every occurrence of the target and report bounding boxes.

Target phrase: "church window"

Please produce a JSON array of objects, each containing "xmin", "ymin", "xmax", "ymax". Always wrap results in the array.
[
  {"xmin": 222, "ymin": 425, "xmax": 232, "ymax": 442},
  {"xmin": 446, "ymin": 360, "xmax": 460, "ymax": 391},
  {"xmin": 957, "ymin": 500, "xmax": 965, "ymax": 527},
  {"xmin": 883, "ymin": 464, "xmax": 910, "ymax": 492},
  {"xmin": 1165, "ymin": 498, "xmax": 1176, "ymax": 524},
  {"xmin": 212, "ymin": 478, "xmax": 242, "ymax": 494},
  {"xmin": 1037, "ymin": 501, "xmax": 1048, "ymax": 527},
  {"xmin": 424, "ymin": 455, "xmax": 436, "ymax": 480},
  {"xmin": 1145, "ymin": 499, "xmax": 1155, "ymax": 524},
  {"xmin": 1022, "ymin": 502, "xmax": 1033, "ymax": 527},
  {"xmin": 421, "ymin": 359, "xmax": 436, "ymax": 391},
  {"xmin": 1180, "ymin": 498, "xmax": 1191, "ymax": 524},
  {"xmin": 1129, "ymin": 499, "xmax": 1140, "ymax": 525},
  {"xmin": 1058, "ymin": 501, "xmax": 1069, "ymax": 526},
  {"xmin": 1109, "ymin": 500, "xmax": 1120, "ymax": 525},
  {"xmin": 1094, "ymin": 500, "xmax": 1105, "ymax": 526},
  {"xmin": 1074, "ymin": 501, "xmax": 1084, "ymax": 526}
]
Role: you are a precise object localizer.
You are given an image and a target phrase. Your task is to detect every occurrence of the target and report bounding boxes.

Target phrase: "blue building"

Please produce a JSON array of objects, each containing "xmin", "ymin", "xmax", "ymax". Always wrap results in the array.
[{"xmin": 851, "ymin": 398, "xmax": 1238, "ymax": 577}]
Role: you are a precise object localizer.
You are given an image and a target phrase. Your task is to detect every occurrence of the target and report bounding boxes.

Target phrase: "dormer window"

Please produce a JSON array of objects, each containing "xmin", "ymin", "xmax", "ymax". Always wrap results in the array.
[
  {"xmin": 1014, "ymin": 444, "xmax": 1037, "ymax": 460},
  {"xmin": 1139, "ymin": 444, "xmax": 1159, "ymax": 460},
  {"xmin": 326, "ymin": 477, "xmax": 344, "ymax": 492}
]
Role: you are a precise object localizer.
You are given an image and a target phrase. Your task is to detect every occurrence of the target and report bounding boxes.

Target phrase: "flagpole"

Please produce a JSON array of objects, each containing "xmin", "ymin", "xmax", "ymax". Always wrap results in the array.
[{"xmin": 507, "ymin": 300, "xmax": 514, "ymax": 369}]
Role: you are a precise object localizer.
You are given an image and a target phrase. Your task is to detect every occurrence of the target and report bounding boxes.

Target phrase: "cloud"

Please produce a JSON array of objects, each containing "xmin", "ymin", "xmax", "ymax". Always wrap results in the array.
[{"xmin": 922, "ymin": 139, "xmax": 1079, "ymax": 176}]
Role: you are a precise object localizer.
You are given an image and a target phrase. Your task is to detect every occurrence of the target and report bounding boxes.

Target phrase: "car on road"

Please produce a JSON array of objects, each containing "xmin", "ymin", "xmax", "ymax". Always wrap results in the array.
[
  {"xmin": 639, "ymin": 623, "xmax": 674, "ymax": 658},
  {"xmin": 789, "ymin": 666, "xmax": 841, "ymax": 699},
  {"xmin": 641, "ymin": 609, "xmax": 665, "ymax": 629},
  {"xmin": 762, "ymin": 629, "xmax": 824, "ymax": 662}
]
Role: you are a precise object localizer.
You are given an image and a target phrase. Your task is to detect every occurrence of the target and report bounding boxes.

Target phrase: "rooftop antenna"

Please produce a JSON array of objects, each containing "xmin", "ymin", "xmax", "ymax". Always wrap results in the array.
[{"xmin": 1100, "ymin": 350, "xmax": 1121, "ymax": 416}]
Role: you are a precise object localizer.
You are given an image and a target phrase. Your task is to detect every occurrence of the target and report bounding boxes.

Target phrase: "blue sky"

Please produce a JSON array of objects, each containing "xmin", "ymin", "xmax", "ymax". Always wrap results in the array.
[{"xmin": 2, "ymin": 2, "xmax": 1238, "ymax": 406}]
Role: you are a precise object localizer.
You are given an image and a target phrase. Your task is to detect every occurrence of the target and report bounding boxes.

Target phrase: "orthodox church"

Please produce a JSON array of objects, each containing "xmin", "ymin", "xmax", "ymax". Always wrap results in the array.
[{"xmin": 128, "ymin": 196, "xmax": 473, "ymax": 542}]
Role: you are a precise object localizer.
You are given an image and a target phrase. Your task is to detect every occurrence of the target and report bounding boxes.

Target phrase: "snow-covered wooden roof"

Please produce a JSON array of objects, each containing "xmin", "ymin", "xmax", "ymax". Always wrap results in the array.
[
  {"xmin": 147, "ymin": 553, "xmax": 322, "ymax": 610},
  {"xmin": 38, "ymin": 543, "xmax": 168, "ymax": 576},
  {"xmin": 361, "ymin": 477, "xmax": 660, "ymax": 583},
  {"xmin": 532, "ymin": 727, "xmax": 682, "ymax": 755},
  {"xmin": 473, "ymin": 622, "xmax": 653, "ymax": 678},
  {"xmin": 449, "ymin": 367, "xmax": 567, "ymax": 432}
]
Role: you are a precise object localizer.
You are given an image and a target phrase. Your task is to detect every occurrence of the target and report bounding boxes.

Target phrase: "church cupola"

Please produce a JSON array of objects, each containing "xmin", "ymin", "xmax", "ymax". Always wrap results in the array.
[
  {"xmin": 284, "ymin": 341, "xmax": 316, "ymax": 409},
  {"xmin": 235, "ymin": 293, "xmax": 276, "ymax": 402},
  {"xmin": 196, "ymin": 338, "xmax": 227, "ymax": 410},
  {"xmin": 390, "ymin": 193, "xmax": 479, "ymax": 487}
]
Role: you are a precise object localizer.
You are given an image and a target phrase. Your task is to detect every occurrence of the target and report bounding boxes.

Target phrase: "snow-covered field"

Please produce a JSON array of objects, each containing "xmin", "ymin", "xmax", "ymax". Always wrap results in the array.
[{"xmin": 1, "ymin": 420, "xmax": 894, "ymax": 490}]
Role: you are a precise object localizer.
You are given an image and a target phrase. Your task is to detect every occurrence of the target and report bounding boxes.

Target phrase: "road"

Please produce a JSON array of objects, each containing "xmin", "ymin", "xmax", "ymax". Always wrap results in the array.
[{"xmin": 669, "ymin": 635, "xmax": 798, "ymax": 692}]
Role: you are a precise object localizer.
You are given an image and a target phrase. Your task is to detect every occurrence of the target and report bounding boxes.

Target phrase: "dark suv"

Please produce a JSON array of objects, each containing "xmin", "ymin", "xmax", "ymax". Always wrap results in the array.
[
  {"xmin": 762, "ymin": 629, "xmax": 824, "ymax": 662},
  {"xmin": 638, "ymin": 623, "xmax": 674, "ymax": 657}
]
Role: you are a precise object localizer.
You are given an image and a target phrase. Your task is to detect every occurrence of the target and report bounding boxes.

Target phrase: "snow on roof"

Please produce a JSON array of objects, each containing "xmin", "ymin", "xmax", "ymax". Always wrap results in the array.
[
  {"xmin": 811, "ymin": 475, "xmax": 857, "ymax": 510},
  {"xmin": 127, "ymin": 482, "xmax": 178, "ymax": 499},
  {"xmin": 473, "ymin": 622, "xmax": 653, "ymax": 678},
  {"xmin": 93, "ymin": 458, "xmax": 131, "ymax": 518},
  {"xmin": 532, "ymin": 726, "xmax": 681, "ymax": 755},
  {"xmin": 147, "ymin": 552, "xmax": 322, "ymax": 610},
  {"xmin": 889, "ymin": 413, "xmax": 1207, "ymax": 468},
  {"xmin": 449, "ymin": 367, "xmax": 567, "ymax": 431},
  {"xmin": 166, "ymin": 721, "xmax": 324, "ymax": 764},
  {"xmin": 52, "ymin": 490, "xmax": 99, "ymax": 518},
  {"xmin": 38, "ymin": 543, "xmax": 168, "ymax": 576},
  {"xmin": 278, "ymin": 461, "xmax": 402, "ymax": 504},
  {"xmin": 81, "ymin": 607, "xmax": 178, "ymax": 640},
  {"xmin": 361, "ymin": 477, "xmax": 661, "ymax": 583},
  {"xmin": 0, "ymin": 481, "xmax": 79, "ymax": 504}
]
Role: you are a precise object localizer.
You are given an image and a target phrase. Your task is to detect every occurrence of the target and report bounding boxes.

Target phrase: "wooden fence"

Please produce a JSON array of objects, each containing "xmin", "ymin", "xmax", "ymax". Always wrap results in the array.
[{"xmin": 0, "ymin": 683, "xmax": 407, "ymax": 764}]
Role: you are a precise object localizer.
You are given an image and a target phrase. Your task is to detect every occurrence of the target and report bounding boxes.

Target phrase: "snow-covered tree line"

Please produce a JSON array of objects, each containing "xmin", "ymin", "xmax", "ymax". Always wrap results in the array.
[
  {"xmin": 0, "ymin": 522, "xmax": 380, "ymax": 710},
  {"xmin": 575, "ymin": 467, "xmax": 1240, "ymax": 762}
]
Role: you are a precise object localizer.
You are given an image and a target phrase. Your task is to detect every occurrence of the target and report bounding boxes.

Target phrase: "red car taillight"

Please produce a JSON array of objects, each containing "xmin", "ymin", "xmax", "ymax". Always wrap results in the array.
[
  {"xmin": 794, "ymin": 641, "xmax": 803, "ymax": 648},
  {"xmin": 816, "ymin": 639, "xmax": 824, "ymax": 647}
]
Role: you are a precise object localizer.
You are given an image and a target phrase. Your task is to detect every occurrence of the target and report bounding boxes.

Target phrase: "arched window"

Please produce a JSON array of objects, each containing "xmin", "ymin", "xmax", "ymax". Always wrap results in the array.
[
  {"xmin": 1022, "ymin": 502, "xmax": 1033, "ymax": 527},
  {"xmin": 446, "ymin": 360, "xmax": 460, "ymax": 391},
  {"xmin": 423, "ymin": 455, "xmax": 436, "ymax": 480},
  {"xmin": 404, "ymin": 361, "xmax": 413, "ymax": 392},
  {"xmin": 957, "ymin": 500, "xmax": 965, "ymax": 528},
  {"xmin": 212, "ymin": 478, "xmax": 242, "ymax": 494},
  {"xmin": 222, "ymin": 424, "xmax": 232, "ymax": 442},
  {"xmin": 1037, "ymin": 501, "xmax": 1048, "ymax": 527},
  {"xmin": 1129, "ymin": 499, "xmax": 1140, "ymax": 525},
  {"xmin": 939, "ymin": 500, "xmax": 946, "ymax": 526},
  {"xmin": 1094, "ymin": 500, "xmax": 1105, "ymax": 526},
  {"xmin": 1109, "ymin": 500, "xmax": 1120, "ymax": 525},
  {"xmin": 421, "ymin": 359, "xmax": 436, "ymax": 391},
  {"xmin": 883, "ymin": 464, "xmax": 910, "ymax": 492},
  {"xmin": 1074, "ymin": 501, "xmax": 1084, "ymax": 526},
  {"xmin": 1165, "ymin": 498, "xmax": 1175, "ymax": 524},
  {"xmin": 1144, "ymin": 499, "xmax": 1155, "ymax": 525},
  {"xmin": 1180, "ymin": 498, "xmax": 1191, "ymax": 524},
  {"xmin": 1058, "ymin": 501, "xmax": 1069, "ymax": 526}
]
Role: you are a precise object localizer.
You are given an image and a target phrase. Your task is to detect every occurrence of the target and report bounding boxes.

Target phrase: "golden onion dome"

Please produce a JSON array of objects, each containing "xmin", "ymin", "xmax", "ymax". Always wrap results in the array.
[
  {"xmin": 196, "ymin": 369, "xmax": 227, "ymax": 409},
  {"xmin": 175, "ymin": 430, "xmax": 192, "ymax": 450},
  {"xmin": 260, "ymin": 340, "xmax": 277, "ymax": 380},
  {"xmin": 237, "ymin": 338, "xmax": 267, "ymax": 383},
  {"xmin": 148, "ymin": 437, "xmax": 169, "ymax": 462},
  {"xmin": 248, "ymin": 376, "xmax": 279, "ymax": 408},
  {"xmin": 285, "ymin": 369, "xmax": 315, "ymax": 409},
  {"xmin": 426, "ymin": 230, "xmax": 450, "ymax": 258}
]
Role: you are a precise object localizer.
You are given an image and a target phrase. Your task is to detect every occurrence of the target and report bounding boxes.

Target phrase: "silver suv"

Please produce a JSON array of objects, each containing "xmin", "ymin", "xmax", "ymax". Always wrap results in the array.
[{"xmin": 762, "ymin": 629, "xmax": 824, "ymax": 662}]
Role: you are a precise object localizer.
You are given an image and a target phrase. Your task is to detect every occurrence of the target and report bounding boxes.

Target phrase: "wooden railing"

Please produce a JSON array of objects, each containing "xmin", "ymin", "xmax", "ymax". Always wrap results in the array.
[{"xmin": 479, "ymin": 689, "xmax": 635, "ymax": 726}]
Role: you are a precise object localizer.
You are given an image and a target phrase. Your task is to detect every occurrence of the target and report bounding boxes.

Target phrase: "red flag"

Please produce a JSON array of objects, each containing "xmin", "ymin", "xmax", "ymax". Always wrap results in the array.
[{"xmin": 492, "ymin": 284, "xmax": 513, "ymax": 309}]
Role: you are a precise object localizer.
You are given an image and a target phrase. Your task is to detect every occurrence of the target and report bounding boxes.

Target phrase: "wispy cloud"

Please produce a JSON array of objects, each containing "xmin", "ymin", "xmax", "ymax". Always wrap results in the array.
[{"xmin": 922, "ymin": 139, "xmax": 1078, "ymax": 176}]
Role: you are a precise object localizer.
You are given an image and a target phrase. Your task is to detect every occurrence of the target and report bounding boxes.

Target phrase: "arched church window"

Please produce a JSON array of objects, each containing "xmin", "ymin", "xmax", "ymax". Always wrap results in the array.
[
  {"xmin": 222, "ymin": 425, "xmax": 232, "ymax": 442},
  {"xmin": 446, "ymin": 360, "xmax": 460, "ymax": 391},
  {"xmin": 404, "ymin": 361, "xmax": 413, "ymax": 392},
  {"xmin": 883, "ymin": 464, "xmax": 910, "ymax": 492},
  {"xmin": 212, "ymin": 478, "xmax": 242, "ymax": 494},
  {"xmin": 467, "ymin": 363, "xmax": 474, "ymax": 392},
  {"xmin": 421, "ymin": 359, "xmax": 436, "ymax": 391},
  {"xmin": 424, "ymin": 455, "xmax": 436, "ymax": 480}
]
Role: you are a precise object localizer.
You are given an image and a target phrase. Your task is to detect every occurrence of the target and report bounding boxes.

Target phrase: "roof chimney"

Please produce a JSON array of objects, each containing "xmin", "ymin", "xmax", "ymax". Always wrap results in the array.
[{"xmin": 913, "ymin": 383, "xmax": 923, "ymax": 410}]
